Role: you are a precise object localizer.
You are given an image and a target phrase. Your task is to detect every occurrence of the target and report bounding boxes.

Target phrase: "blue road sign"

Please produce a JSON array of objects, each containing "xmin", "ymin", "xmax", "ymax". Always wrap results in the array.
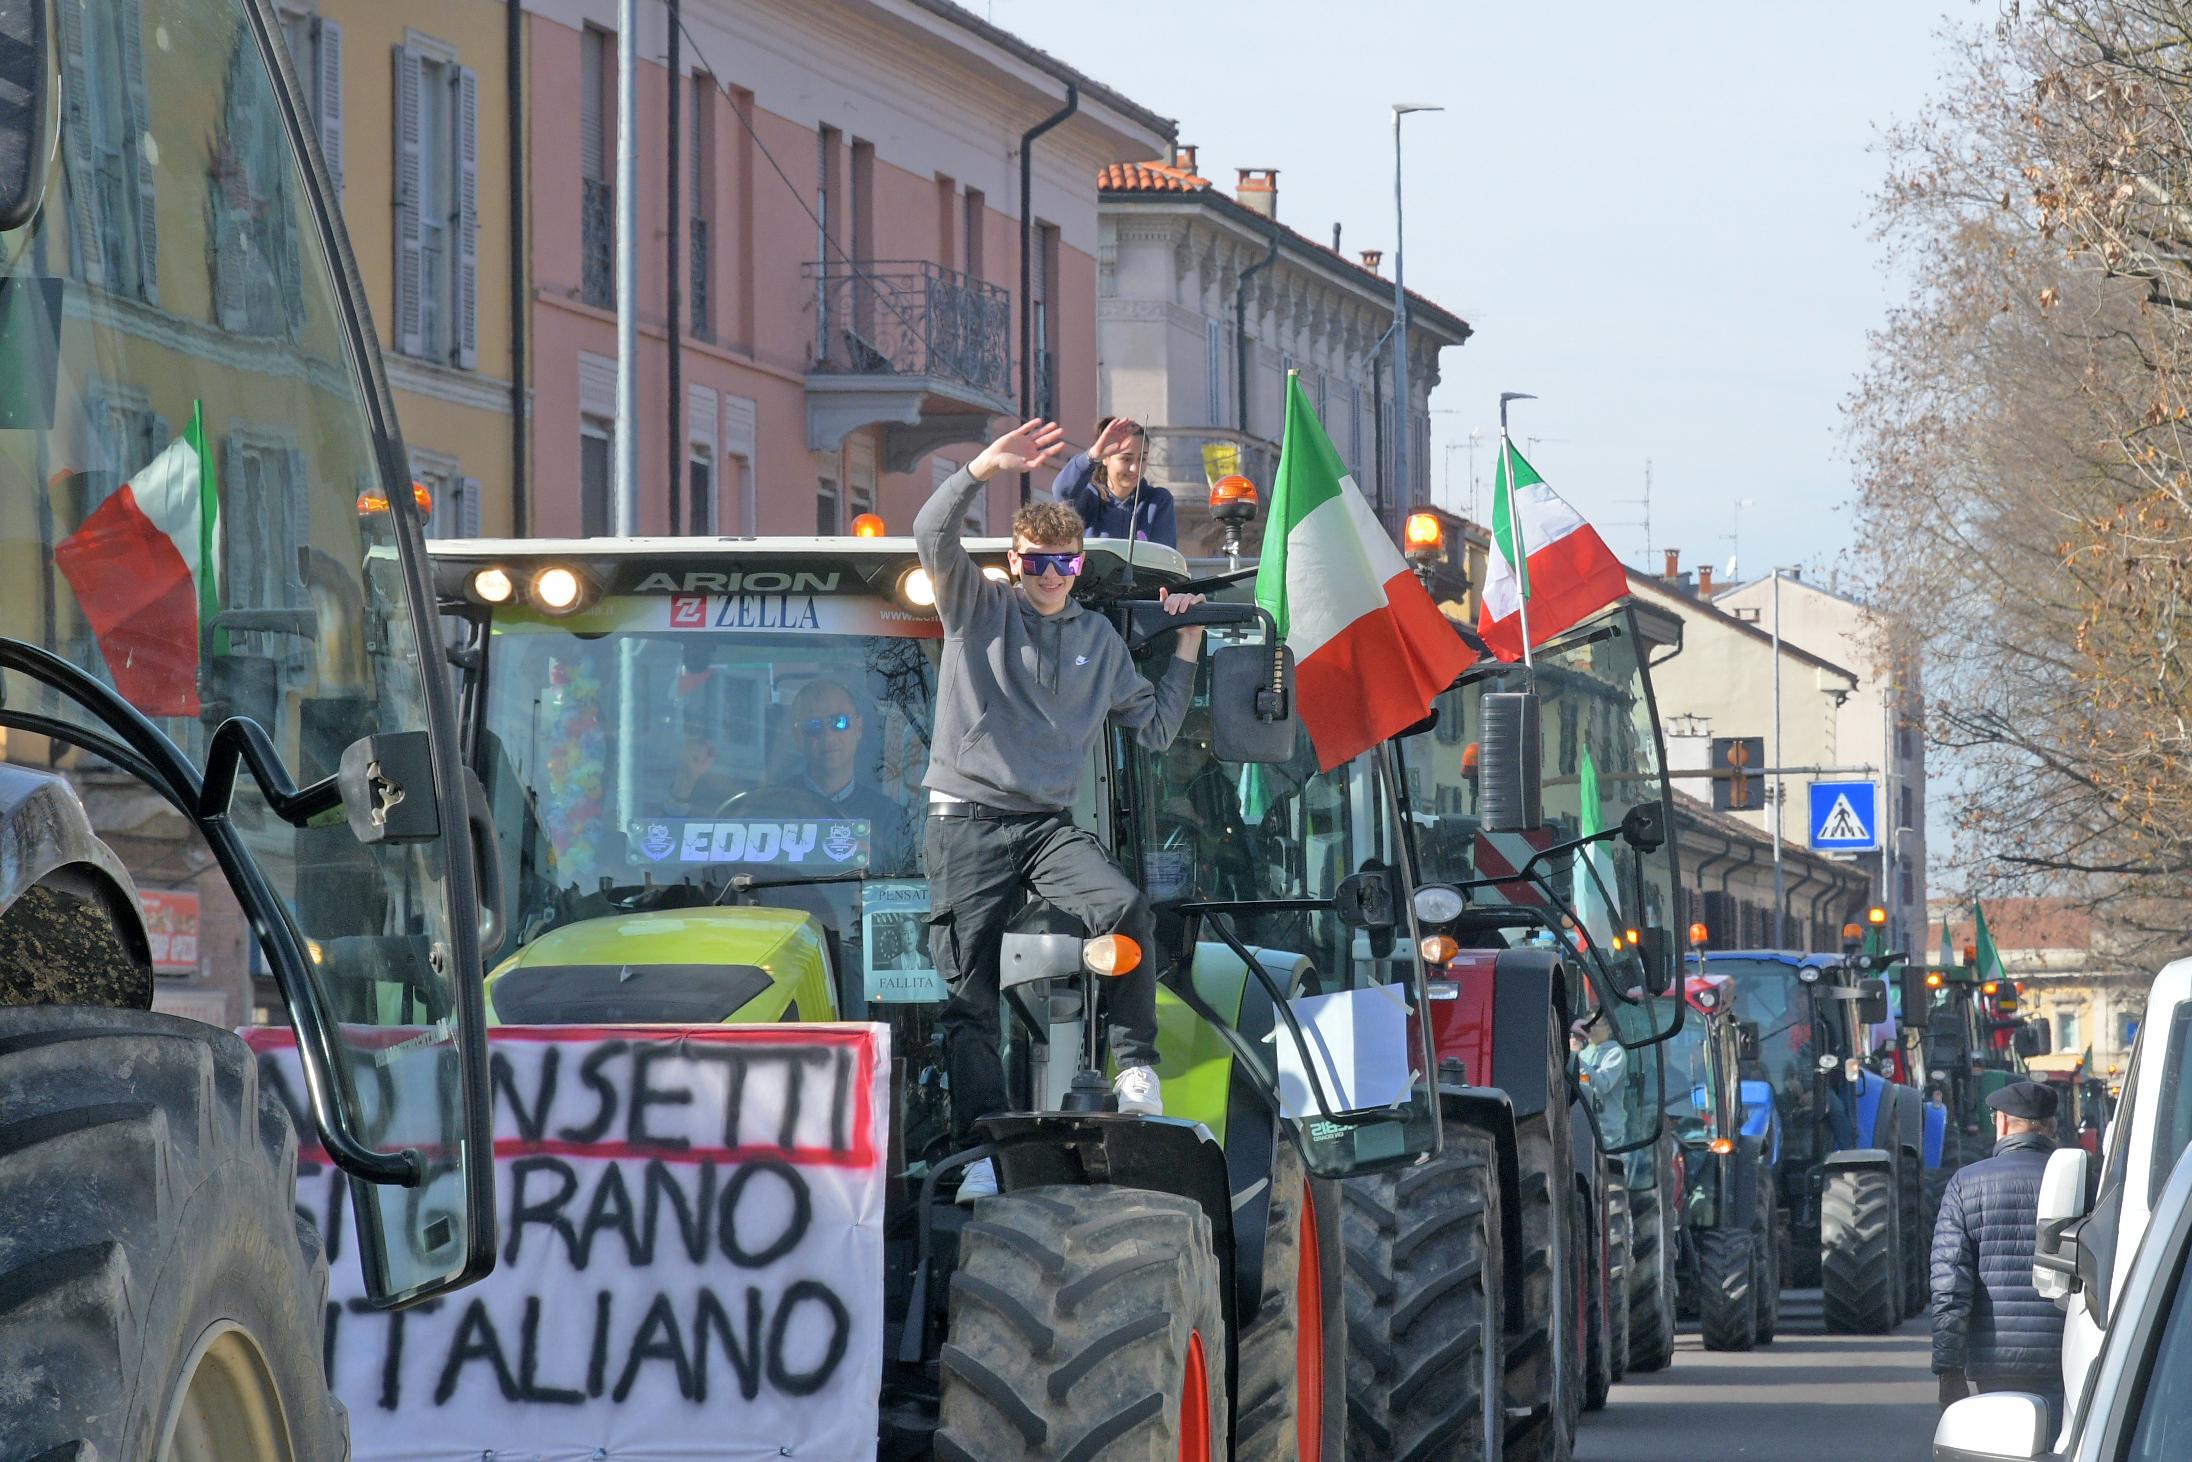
[{"xmin": 1808, "ymin": 780, "xmax": 1879, "ymax": 851}]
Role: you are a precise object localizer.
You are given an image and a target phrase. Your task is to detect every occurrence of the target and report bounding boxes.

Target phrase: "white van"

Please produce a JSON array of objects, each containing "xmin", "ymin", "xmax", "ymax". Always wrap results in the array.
[{"xmin": 2033, "ymin": 956, "xmax": 2192, "ymax": 1437}]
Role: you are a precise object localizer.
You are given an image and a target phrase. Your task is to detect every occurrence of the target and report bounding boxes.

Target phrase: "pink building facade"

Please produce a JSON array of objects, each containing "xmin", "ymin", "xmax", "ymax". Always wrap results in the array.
[{"xmin": 521, "ymin": 0, "xmax": 1171, "ymax": 539}]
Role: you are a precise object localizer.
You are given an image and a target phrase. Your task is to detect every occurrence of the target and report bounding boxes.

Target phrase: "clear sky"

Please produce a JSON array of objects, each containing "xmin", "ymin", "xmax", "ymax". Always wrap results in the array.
[{"xmin": 989, "ymin": 0, "xmax": 1967, "ymax": 585}]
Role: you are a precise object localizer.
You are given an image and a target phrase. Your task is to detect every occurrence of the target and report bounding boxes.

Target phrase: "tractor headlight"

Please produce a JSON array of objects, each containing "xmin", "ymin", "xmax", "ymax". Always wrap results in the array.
[{"xmin": 1413, "ymin": 884, "xmax": 1466, "ymax": 926}]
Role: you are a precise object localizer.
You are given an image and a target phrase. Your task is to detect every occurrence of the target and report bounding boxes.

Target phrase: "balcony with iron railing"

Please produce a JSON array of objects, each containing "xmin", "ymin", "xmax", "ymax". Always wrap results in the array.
[
  {"xmin": 581, "ymin": 178, "xmax": 613, "ymax": 309},
  {"xmin": 801, "ymin": 259, "xmax": 1015, "ymax": 469}
]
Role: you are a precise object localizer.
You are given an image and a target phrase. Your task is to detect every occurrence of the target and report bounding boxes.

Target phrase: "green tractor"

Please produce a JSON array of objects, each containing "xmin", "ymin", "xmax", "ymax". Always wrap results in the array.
[
  {"xmin": 0, "ymin": 1, "xmax": 498, "ymax": 1454},
  {"xmin": 433, "ymin": 533, "xmax": 1451, "ymax": 1457}
]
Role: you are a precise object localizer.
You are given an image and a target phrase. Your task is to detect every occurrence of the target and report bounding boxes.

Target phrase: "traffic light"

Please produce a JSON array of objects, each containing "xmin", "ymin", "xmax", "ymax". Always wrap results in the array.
[{"xmin": 1711, "ymin": 736, "xmax": 1765, "ymax": 812}]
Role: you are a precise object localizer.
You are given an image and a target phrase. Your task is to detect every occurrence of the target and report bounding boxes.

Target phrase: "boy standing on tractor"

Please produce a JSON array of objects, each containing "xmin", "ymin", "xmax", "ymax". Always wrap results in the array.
[{"xmin": 916, "ymin": 419, "xmax": 1206, "ymax": 1201}]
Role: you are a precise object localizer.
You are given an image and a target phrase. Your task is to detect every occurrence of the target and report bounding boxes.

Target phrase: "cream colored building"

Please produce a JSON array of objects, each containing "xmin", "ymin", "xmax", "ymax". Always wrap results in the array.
[
  {"xmin": 1095, "ymin": 149, "xmax": 1471, "ymax": 555},
  {"xmin": 1936, "ymin": 899, "xmax": 2145, "ymax": 1078},
  {"xmin": 1715, "ymin": 571, "xmax": 1928, "ymax": 958}
]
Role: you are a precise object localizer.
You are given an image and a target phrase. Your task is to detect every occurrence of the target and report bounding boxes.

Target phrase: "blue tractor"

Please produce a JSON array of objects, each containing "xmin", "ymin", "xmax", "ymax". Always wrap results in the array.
[{"xmin": 1703, "ymin": 950, "xmax": 1931, "ymax": 1333}]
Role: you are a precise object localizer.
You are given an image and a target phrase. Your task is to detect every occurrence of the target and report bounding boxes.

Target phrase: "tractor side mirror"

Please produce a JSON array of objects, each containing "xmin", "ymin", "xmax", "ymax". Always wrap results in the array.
[
  {"xmin": 1335, "ymin": 863, "xmax": 1397, "ymax": 960},
  {"xmin": 1209, "ymin": 641, "xmax": 1298, "ymax": 764},
  {"xmin": 1478, "ymin": 691, "xmax": 1541, "ymax": 833},
  {"xmin": 1638, "ymin": 925, "xmax": 1673, "ymax": 996},
  {"xmin": 2012, "ymin": 1022, "xmax": 2046, "ymax": 1059},
  {"xmin": 1856, "ymin": 977, "xmax": 1890, "ymax": 1027},
  {"xmin": 1738, "ymin": 1021, "xmax": 1762, "ymax": 1062},
  {"xmin": 1619, "ymin": 801, "xmax": 1665, "ymax": 852}
]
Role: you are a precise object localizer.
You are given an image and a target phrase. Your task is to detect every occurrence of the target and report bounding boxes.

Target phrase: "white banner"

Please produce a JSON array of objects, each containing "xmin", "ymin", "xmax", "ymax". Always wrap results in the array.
[{"xmin": 250, "ymin": 1024, "xmax": 889, "ymax": 1461}]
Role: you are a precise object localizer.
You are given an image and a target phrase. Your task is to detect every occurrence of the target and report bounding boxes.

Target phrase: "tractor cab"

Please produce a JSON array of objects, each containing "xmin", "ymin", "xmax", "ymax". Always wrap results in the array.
[{"xmin": 430, "ymin": 530, "xmax": 1451, "ymax": 1452}]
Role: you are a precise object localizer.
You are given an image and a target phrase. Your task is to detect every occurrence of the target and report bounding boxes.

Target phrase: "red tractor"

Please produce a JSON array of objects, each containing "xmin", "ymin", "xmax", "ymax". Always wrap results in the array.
[{"xmin": 1341, "ymin": 602, "xmax": 1689, "ymax": 1461}]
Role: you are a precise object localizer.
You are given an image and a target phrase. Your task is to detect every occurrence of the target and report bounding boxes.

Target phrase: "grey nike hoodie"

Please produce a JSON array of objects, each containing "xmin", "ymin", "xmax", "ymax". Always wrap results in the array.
[{"xmin": 915, "ymin": 466, "xmax": 1196, "ymax": 812}]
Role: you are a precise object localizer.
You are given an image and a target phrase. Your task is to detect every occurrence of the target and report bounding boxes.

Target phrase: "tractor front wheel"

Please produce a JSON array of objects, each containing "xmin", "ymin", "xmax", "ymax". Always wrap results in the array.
[
  {"xmin": 1820, "ymin": 1166, "xmax": 1899, "ymax": 1334},
  {"xmin": 1624, "ymin": 1169, "xmax": 1677, "ymax": 1373},
  {"xmin": 937, "ymin": 1185, "xmax": 1227, "ymax": 1460},
  {"xmin": 1343, "ymin": 1128, "xmax": 1505, "ymax": 1461},
  {"xmin": 0, "ymin": 1008, "xmax": 347, "ymax": 1460},
  {"xmin": 1238, "ymin": 1140, "xmax": 1346, "ymax": 1460},
  {"xmin": 1696, "ymin": 1227, "xmax": 1759, "ymax": 1352}
]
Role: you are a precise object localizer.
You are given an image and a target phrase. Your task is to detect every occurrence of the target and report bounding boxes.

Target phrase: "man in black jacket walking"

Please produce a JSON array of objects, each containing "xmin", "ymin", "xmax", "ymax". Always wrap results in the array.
[{"xmin": 1931, "ymin": 1081, "xmax": 2068, "ymax": 1427}]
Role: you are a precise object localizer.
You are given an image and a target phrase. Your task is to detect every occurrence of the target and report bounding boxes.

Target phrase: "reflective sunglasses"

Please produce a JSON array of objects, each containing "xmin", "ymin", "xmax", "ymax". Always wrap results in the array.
[
  {"xmin": 1018, "ymin": 551, "xmax": 1085, "ymax": 577},
  {"xmin": 799, "ymin": 713, "xmax": 854, "ymax": 734}
]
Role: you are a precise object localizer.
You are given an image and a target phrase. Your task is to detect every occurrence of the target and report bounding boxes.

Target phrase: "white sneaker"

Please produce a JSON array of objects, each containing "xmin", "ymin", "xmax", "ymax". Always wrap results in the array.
[
  {"xmin": 1114, "ymin": 1065, "xmax": 1163, "ymax": 1116},
  {"xmin": 955, "ymin": 1158, "xmax": 997, "ymax": 1205}
]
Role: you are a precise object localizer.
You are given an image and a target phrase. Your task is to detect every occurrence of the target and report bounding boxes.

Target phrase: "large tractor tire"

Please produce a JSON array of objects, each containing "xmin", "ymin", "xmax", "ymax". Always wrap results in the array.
[
  {"xmin": 1580, "ymin": 1188, "xmax": 1612, "ymax": 1413},
  {"xmin": 938, "ymin": 1185, "xmax": 1227, "ymax": 1460},
  {"xmin": 1343, "ymin": 1128, "xmax": 1505, "ymax": 1462},
  {"xmin": 1605, "ymin": 1173, "xmax": 1632, "ymax": 1384},
  {"xmin": 1624, "ymin": 1174, "xmax": 1677, "ymax": 1373},
  {"xmin": 1753, "ymin": 1171, "xmax": 1781, "ymax": 1344},
  {"xmin": 1239, "ymin": 1141, "xmax": 1346, "ymax": 1460},
  {"xmin": 1820, "ymin": 1165, "xmax": 1899, "ymax": 1334},
  {"xmin": 1695, "ymin": 1227, "xmax": 1759, "ymax": 1352},
  {"xmin": 1505, "ymin": 1028, "xmax": 1576, "ymax": 1462},
  {"xmin": 1901, "ymin": 1154, "xmax": 1928, "ymax": 1318},
  {"xmin": 0, "ymin": 1007, "xmax": 348, "ymax": 1459}
]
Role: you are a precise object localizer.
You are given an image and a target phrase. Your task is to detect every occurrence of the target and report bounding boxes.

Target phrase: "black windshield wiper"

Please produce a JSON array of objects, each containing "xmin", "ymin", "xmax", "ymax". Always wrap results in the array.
[{"xmin": 713, "ymin": 868, "xmax": 872, "ymax": 902}]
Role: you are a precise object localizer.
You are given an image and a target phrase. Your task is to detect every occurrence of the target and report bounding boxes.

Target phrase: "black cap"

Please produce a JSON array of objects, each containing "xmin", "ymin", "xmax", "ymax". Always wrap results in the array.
[{"xmin": 1987, "ymin": 1081, "xmax": 2059, "ymax": 1121}]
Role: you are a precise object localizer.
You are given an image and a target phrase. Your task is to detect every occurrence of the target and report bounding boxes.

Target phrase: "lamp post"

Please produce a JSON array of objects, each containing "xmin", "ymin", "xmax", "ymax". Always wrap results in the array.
[{"xmin": 1390, "ymin": 103, "xmax": 1441, "ymax": 523}]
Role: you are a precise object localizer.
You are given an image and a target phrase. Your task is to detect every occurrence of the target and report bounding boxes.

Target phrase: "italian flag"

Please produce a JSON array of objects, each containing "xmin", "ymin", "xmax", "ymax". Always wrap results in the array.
[
  {"xmin": 1255, "ymin": 376, "xmax": 1472, "ymax": 771},
  {"xmin": 55, "ymin": 402, "xmax": 220, "ymax": 716},
  {"xmin": 1478, "ymin": 441, "xmax": 1630, "ymax": 662}
]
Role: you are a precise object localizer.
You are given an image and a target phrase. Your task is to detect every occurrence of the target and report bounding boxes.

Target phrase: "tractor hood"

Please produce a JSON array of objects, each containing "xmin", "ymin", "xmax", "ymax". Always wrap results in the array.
[{"xmin": 485, "ymin": 906, "xmax": 835, "ymax": 1025}]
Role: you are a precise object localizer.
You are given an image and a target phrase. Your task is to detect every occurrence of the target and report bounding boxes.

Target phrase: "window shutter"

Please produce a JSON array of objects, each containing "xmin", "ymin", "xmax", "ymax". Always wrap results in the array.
[
  {"xmin": 391, "ymin": 45, "xmax": 424, "ymax": 357},
  {"xmin": 315, "ymin": 19, "xmax": 344, "ymax": 193},
  {"xmin": 460, "ymin": 476, "xmax": 482, "ymax": 537},
  {"xmin": 119, "ymin": 1, "xmax": 157, "ymax": 304},
  {"xmin": 455, "ymin": 66, "xmax": 479, "ymax": 369},
  {"xmin": 54, "ymin": 2, "xmax": 104, "ymax": 289},
  {"xmin": 216, "ymin": 86, "xmax": 254, "ymax": 331}
]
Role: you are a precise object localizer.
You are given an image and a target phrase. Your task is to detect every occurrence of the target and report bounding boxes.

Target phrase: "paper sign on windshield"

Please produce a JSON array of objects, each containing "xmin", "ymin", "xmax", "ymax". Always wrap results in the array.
[
  {"xmin": 630, "ymin": 818, "xmax": 871, "ymax": 867},
  {"xmin": 247, "ymin": 1024, "xmax": 889, "ymax": 1462}
]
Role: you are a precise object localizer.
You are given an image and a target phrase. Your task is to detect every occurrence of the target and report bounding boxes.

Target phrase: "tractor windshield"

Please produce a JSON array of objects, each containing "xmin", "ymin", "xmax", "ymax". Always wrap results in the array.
[
  {"xmin": 1717, "ymin": 958, "xmax": 1852, "ymax": 1164},
  {"xmin": 465, "ymin": 591, "xmax": 940, "ymax": 988},
  {"xmin": 1408, "ymin": 606, "xmax": 1684, "ymax": 1044},
  {"xmin": 0, "ymin": 0, "xmax": 489, "ymax": 1304},
  {"xmin": 1661, "ymin": 1020, "xmax": 1715, "ymax": 1130}
]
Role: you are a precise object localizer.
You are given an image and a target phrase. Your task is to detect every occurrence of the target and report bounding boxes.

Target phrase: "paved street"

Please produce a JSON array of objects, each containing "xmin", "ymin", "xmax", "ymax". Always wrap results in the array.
[{"xmin": 1577, "ymin": 1290, "xmax": 1941, "ymax": 1462}]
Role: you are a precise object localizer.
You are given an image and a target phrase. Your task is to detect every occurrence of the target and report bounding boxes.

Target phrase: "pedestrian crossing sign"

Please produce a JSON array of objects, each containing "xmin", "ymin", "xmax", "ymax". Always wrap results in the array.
[{"xmin": 1808, "ymin": 780, "xmax": 1879, "ymax": 851}]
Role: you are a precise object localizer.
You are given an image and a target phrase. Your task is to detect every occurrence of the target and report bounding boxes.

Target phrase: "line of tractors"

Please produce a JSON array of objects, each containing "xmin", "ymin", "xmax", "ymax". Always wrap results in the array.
[{"xmin": 0, "ymin": 8, "xmax": 2098, "ymax": 1458}]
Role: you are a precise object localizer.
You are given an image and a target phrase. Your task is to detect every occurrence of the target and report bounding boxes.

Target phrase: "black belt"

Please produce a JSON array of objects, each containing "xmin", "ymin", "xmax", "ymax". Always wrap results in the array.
[{"xmin": 927, "ymin": 801, "xmax": 1057, "ymax": 821}]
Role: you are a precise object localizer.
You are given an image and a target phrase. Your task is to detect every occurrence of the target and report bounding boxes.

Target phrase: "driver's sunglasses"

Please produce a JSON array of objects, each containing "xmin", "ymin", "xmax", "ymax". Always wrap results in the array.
[
  {"xmin": 799, "ymin": 713, "xmax": 854, "ymax": 735},
  {"xmin": 1018, "ymin": 551, "xmax": 1085, "ymax": 577}
]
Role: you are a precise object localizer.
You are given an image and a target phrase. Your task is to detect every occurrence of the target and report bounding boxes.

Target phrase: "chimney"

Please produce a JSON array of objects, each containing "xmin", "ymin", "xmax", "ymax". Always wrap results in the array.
[
  {"xmin": 1663, "ymin": 548, "xmax": 1680, "ymax": 581},
  {"xmin": 1170, "ymin": 142, "xmax": 1198, "ymax": 173},
  {"xmin": 1697, "ymin": 564, "xmax": 1715, "ymax": 599},
  {"xmin": 1360, "ymin": 248, "xmax": 1384, "ymax": 276},
  {"xmin": 1236, "ymin": 167, "xmax": 1278, "ymax": 219}
]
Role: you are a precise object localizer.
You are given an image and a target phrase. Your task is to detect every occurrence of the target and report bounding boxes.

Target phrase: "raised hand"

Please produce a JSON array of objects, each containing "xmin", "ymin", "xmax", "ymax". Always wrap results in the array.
[
  {"xmin": 1091, "ymin": 416, "xmax": 1142, "ymax": 461},
  {"xmin": 971, "ymin": 420, "xmax": 1068, "ymax": 480}
]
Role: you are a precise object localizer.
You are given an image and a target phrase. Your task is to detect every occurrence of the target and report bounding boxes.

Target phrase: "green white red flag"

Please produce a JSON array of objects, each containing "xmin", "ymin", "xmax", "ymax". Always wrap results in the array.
[
  {"xmin": 55, "ymin": 401, "xmax": 220, "ymax": 715},
  {"xmin": 1973, "ymin": 901, "xmax": 2005, "ymax": 984},
  {"xmin": 1479, "ymin": 441, "xmax": 1629, "ymax": 661},
  {"xmin": 1255, "ymin": 376, "xmax": 1472, "ymax": 770}
]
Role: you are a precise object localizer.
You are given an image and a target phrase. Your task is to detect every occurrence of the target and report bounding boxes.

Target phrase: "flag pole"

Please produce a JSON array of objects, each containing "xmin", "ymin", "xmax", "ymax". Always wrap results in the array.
[{"xmin": 1499, "ymin": 392, "xmax": 1537, "ymax": 667}]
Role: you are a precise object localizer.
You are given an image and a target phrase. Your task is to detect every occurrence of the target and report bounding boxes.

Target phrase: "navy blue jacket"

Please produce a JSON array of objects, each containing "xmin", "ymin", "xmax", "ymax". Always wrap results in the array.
[
  {"xmin": 1054, "ymin": 451, "xmax": 1177, "ymax": 548},
  {"xmin": 1930, "ymin": 1133, "xmax": 2066, "ymax": 1383}
]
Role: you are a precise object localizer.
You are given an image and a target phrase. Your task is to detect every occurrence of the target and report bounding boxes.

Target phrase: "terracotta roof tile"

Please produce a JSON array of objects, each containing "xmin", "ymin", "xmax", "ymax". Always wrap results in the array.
[{"xmin": 1098, "ymin": 159, "xmax": 1210, "ymax": 193}]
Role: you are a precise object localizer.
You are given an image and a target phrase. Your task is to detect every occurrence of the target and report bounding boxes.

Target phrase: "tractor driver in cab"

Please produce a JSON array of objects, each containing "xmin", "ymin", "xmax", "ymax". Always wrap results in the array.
[
  {"xmin": 785, "ymin": 677, "xmax": 914, "ymax": 873},
  {"xmin": 916, "ymin": 419, "xmax": 1206, "ymax": 1202}
]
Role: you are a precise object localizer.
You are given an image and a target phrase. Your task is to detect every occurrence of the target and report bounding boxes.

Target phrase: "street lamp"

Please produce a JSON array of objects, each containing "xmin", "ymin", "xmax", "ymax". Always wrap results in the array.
[{"xmin": 1391, "ymin": 103, "xmax": 1442, "ymax": 518}]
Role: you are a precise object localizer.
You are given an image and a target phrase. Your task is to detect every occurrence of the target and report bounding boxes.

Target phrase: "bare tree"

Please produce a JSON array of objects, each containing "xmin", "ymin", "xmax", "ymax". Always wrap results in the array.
[{"xmin": 1851, "ymin": 0, "xmax": 2192, "ymax": 961}]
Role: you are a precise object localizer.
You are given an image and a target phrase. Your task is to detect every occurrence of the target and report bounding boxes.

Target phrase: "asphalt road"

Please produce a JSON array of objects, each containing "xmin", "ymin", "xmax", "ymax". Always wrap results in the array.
[{"xmin": 1574, "ymin": 1288, "xmax": 1940, "ymax": 1462}]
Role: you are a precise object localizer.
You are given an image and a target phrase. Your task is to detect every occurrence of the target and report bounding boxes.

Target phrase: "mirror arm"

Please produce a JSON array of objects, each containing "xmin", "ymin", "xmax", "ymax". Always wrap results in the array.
[
  {"xmin": 199, "ymin": 716, "xmax": 343, "ymax": 827},
  {"xmin": 1190, "ymin": 909, "xmax": 1352, "ymax": 1124}
]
